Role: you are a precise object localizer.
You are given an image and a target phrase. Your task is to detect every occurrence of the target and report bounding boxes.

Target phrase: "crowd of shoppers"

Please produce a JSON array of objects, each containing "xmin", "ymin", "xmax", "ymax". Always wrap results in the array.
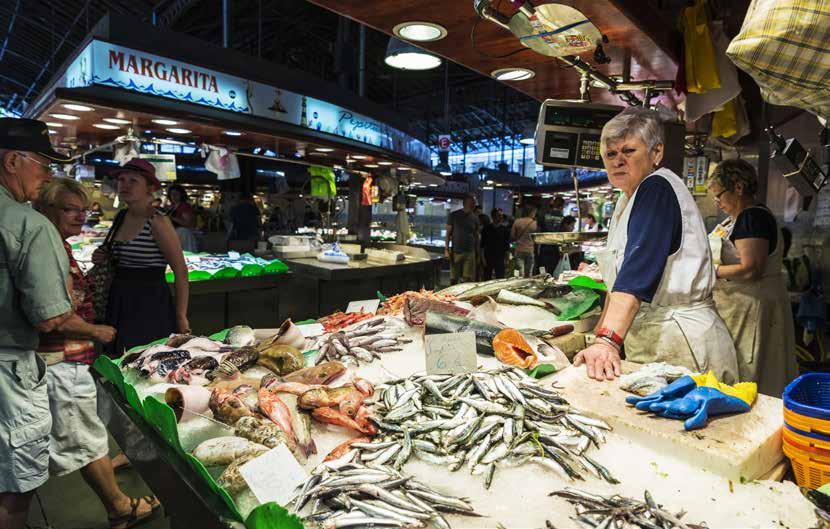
[{"xmin": 0, "ymin": 119, "xmax": 181, "ymax": 529}]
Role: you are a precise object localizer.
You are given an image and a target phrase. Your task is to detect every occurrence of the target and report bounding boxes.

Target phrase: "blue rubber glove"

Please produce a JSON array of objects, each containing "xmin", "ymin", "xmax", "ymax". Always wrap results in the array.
[
  {"xmin": 648, "ymin": 386, "xmax": 751, "ymax": 430},
  {"xmin": 625, "ymin": 375, "xmax": 697, "ymax": 411}
]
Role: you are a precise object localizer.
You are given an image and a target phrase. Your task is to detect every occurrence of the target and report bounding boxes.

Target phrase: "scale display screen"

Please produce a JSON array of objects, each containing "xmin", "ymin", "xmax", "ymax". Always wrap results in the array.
[{"xmin": 535, "ymin": 100, "xmax": 623, "ymax": 170}]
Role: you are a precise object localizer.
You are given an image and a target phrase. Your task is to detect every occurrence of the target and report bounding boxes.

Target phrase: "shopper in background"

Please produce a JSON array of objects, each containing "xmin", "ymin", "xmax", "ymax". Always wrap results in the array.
[
  {"xmin": 482, "ymin": 208, "xmax": 510, "ymax": 279},
  {"xmin": 708, "ymin": 159, "xmax": 797, "ymax": 395},
  {"xmin": 445, "ymin": 195, "xmax": 480, "ymax": 284},
  {"xmin": 34, "ymin": 179, "xmax": 161, "ymax": 528},
  {"xmin": 0, "ymin": 118, "xmax": 75, "ymax": 529},
  {"xmin": 560, "ymin": 215, "xmax": 577, "ymax": 232},
  {"xmin": 582, "ymin": 214, "xmax": 603, "ymax": 232},
  {"xmin": 511, "ymin": 204, "xmax": 538, "ymax": 278},
  {"xmin": 93, "ymin": 158, "xmax": 190, "ymax": 356},
  {"xmin": 230, "ymin": 192, "xmax": 262, "ymax": 242},
  {"xmin": 167, "ymin": 184, "xmax": 198, "ymax": 252},
  {"xmin": 86, "ymin": 201, "xmax": 103, "ymax": 226}
]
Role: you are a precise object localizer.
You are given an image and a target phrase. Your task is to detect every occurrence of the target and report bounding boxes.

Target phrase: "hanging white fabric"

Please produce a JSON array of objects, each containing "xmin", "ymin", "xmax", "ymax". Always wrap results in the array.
[{"xmin": 203, "ymin": 145, "xmax": 241, "ymax": 180}]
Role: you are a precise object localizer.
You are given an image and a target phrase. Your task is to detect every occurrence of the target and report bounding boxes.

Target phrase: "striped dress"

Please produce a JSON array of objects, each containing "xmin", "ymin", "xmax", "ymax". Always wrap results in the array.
[{"xmin": 105, "ymin": 211, "xmax": 176, "ymax": 357}]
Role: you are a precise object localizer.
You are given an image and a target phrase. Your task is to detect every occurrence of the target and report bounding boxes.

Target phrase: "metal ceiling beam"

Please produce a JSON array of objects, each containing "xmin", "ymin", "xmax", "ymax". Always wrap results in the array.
[
  {"xmin": 14, "ymin": 0, "xmax": 92, "ymax": 113},
  {"xmin": 0, "ymin": 0, "xmax": 21, "ymax": 63}
]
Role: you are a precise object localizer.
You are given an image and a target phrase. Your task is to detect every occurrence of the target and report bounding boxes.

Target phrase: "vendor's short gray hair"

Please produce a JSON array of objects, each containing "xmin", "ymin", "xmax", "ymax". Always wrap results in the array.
[{"xmin": 600, "ymin": 107, "xmax": 666, "ymax": 153}]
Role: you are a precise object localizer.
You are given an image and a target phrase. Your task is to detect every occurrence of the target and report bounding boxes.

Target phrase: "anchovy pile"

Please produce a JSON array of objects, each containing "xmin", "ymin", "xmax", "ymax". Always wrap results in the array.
[
  {"xmin": 355, "ymin": 367, "xmax": 616, "ymax": 489},
  {"xmin": 313, "ymin": 318, "xmax": 412, "ymax": 366},
  {"xmin": 548, "ymin": 488, "xmax": 707, "ymax": 529},
  {"xmin": 296, "ymin": 462, "xmax": 480, "ymax": 529}
]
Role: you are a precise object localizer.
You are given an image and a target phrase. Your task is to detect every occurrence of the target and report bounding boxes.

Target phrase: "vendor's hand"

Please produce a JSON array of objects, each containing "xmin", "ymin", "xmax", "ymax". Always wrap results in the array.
[
  {"xmin": 573, "ymin": 342, "xmax": 621, "ymax": 381},
  {"xmin": 92, "ymin": 325, "xmax": 116, "ymax": 344},
  {"xmin": 91, "ymin": 247, "xmax": 109, "ymax": 265},
  {"xmin": 176, "ymin": 314, "xmax": 191, "ymax": 334}
]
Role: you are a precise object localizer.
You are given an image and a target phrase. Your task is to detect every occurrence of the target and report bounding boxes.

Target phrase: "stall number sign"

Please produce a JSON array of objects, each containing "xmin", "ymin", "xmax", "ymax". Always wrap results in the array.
[
  {"xmin": 239, "ymin": 444, "xmax": 308, "ymax": 505},
  {"xmin": 425, "ymin": 332, "xmax": 477, "ymax": 375}
]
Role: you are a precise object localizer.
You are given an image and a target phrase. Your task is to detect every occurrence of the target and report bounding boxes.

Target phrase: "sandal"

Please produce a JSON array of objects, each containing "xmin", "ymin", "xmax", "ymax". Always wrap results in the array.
[{"xmin": 108, "ymin": 496, "xmax": 161, "ymax": 529}]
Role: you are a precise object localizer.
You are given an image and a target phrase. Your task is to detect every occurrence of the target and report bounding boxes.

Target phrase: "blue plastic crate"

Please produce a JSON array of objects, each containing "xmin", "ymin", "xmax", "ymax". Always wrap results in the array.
[{"xmin": 783, "ymin": 373, "xmax": 830, "ymax": 421}]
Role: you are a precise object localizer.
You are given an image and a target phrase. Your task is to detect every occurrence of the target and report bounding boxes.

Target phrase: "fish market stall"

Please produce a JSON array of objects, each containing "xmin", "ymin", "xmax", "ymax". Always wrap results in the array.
[
  {"xmin": 283, "ymin": 252, "xmax": 445, "ymax": 320},
  {"xmin": 92, "ymin": 275, "xmax": 820, "ymax": 529}
]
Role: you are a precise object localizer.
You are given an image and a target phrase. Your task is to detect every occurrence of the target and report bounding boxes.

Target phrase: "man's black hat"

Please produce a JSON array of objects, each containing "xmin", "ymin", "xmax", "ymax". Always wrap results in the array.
[{"xmin": 0, "ymin": 118, "xmax": 72, "ymax": 162}]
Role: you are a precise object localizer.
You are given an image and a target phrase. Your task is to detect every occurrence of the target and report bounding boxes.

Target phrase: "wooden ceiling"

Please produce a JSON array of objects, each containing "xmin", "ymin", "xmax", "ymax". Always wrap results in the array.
[{"xmin": 307, "ymin": 0, "xmax": 681, "ymax": 107}]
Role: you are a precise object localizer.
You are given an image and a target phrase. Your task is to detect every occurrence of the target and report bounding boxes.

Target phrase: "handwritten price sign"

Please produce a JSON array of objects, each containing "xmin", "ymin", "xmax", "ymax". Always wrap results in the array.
[{"xmin": 425, "ymin": 332, "xmax": 477, "ymax": 375}]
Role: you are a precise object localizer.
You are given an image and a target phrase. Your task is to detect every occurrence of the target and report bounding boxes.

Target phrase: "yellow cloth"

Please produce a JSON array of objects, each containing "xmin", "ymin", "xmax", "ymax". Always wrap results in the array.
[
  {"xmin": 692, "ymin": 370, "xmax": 758, "ymax": 406},
  {"xmin": 711, "ymin": 98, "xmax": 738, "ymax": 138},
  {"xmin": 682, "ymin": 0, "xmax": 721, "ymax": 93}
]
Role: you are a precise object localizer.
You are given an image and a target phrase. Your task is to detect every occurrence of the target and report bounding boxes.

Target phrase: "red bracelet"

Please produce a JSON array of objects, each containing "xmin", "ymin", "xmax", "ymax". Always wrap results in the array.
[{"xmin": 596, "ymin": 327, "xmax": 624, "ymax": 347}]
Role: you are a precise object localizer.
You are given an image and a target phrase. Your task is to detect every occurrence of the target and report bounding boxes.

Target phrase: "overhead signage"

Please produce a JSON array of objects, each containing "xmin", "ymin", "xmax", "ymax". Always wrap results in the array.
[
  {"xmin": 58, "ymin": 39, "xmax": 430, "ymax": 165},
  {"xmin": 139, "ymin": 153, "xmax": 177, "ymax": 181},
  {"xmin": 438, "ymin": 134, "xmax": 451, "ymax": 152}
]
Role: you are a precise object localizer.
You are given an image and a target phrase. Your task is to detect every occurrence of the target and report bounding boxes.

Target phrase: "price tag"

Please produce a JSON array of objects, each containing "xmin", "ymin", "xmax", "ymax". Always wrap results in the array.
[
  {"xmin": 425, "ymin": 332, "xmax": 477, "ymax": 375},
  {"xmin": 228, "ymin": 251, "xmax": 241, "ymax": 260},
  {"xmin": 346, "ymin": 299, "xmax": 380, "ymax": 314},
  {"xmin": 539, "ymin": 266, "xmax": 546, "ymax": 275},
  {"xmin": 514, "ymin": 270, "xmax": 520, "ymax": 277},
  {"xmin": 239, "ymin": 444, "xmax": 308, "ymax": 506},
  {"xmin": 297, "ymin": 323, "xmax": 325, "ymax": 338}
]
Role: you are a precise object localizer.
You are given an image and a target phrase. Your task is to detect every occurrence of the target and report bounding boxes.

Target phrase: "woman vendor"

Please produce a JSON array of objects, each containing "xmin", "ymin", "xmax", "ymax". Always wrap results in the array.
[
  {"xmin": 708, "ymin": 159, "xmax": 797, "ymax": 396},
  {"xmin": 574, "ymin": 107, "xmax": 738, "ymax": 382}
]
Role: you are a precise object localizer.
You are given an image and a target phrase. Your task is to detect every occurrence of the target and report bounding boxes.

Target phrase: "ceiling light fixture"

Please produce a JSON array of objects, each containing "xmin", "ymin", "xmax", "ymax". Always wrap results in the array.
[
  {"xmin": 166, "ymin": 127, "xmax": 192, "ymax": 134},
  {"xmin": 377, "ymin": 161, "xmax": 394, "ymax": 166},
  {"xmin": 350, "ymin": 154, "xmax": 368, "ymax": 160},
  {"xmin": 393, "ymin": 21, "xmax": 448, "ymax": 42},
  {"xmin": 46, "ymin": 122, "xmax": 63, "ymax": 127},
  {"xmin": 397, "ymin": 167, "xmax": 411, "ymax": 171},
  {"xmin": 364, "ymin": 164, "xmax": 380, "ymax": 168},
  {"xmin": 50, "ymin": 113, "xmax": 80, "ymax": 120},
  {"xmin": 48, "ymin": 130, "xmax": 57, "ymax": 135},
  {"xmin": 310, "ymin": 152, "xmax": 328, "ymax": 156},
  {"xmin": 385, "ymin": 38, "xmax": 442, "ymax": 70},
  {"xmin": 153, "ymin": 119, "xmax": 179, "ymax": 125},
  {"xmin": 491, "ymin": 67, "xmax": 536, "ymax": 81},
  {"xmin": 519, "ymin": 137, "xmax": 535, "ymax": 145},
  {"xmin": 93, "ymin": 123, "xmax": 120, "ymax": 130},
  {"xmin": 223, "ymin": 130, "xmax": 243, "ymax": 136},
  {"xmin": 103, "ymin": 118, "xmax": 131, "ymax": 125},
  {"xmin": 315, "ymin": 147, "xmax": 334, "ymax": 152},
  {"xmin": 63, "ymin": 103, "xmax": 94, "ymax": 112}
]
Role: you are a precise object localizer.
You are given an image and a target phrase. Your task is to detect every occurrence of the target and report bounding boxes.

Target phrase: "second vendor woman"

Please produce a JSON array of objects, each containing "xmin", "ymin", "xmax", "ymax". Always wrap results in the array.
[
  {"xmin": 708, "ymin": 159, "xmax": 797, "ymax": 396},
  {"xmin": 574, "ymin": 107, "xmax": 738, "ymax": 382}
]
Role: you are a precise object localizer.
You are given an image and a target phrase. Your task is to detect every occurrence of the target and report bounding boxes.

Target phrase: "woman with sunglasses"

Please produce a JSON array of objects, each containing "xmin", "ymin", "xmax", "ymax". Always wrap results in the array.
[
  {"xmin": 708, "ymin": 159, "xmax": 797, "ymax": 396},
  {"xmin": 574, "ymin": 107, "xmax": 738, "ymax": 383}
]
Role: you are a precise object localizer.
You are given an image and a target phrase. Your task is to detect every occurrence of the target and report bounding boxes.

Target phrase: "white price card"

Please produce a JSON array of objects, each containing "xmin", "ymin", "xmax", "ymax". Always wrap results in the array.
[
  {"xmin": 227, "ymin": 251, "xmax": 241, "ymax": 260},
  {"xmin": 539, "ymin": 266, "xmax": 546, "ymax": 275},
  {"xmin": 425, "ymin": 332, "xmax": 477, "ymax": 375},
  {"xmin": 345, "ymin": 299, "xmax": 380, "ymax": 314},
  {"xmin": 297, "ymin": 323, "xmax": 325, "ymax": 338},
  {"xmin": 239, "ymin": 444, "xmax": 308, "ymax": 506}
]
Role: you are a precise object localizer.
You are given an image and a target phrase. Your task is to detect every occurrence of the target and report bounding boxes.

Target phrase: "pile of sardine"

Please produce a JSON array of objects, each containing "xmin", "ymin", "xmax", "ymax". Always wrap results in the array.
[
  {"xmin": 296, "ymin": 462, "xmax": 480, "ymax": 529},
  {"xmin": 351, "ymin": 367, "xmax": 616, "ymax": 489},
  {"xmin": 548, "ymin": 488, "xmax": 707, "ymax": 529},
  {"xmin": 312, "ymin": 317, "xmax": 412, "ymax": 366}
]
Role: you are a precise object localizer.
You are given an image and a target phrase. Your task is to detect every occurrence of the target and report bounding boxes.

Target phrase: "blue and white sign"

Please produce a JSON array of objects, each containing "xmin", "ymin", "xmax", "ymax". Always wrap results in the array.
[{"xmin": 58, "ymin": 40, "xmax": 430, "ymax": 165}]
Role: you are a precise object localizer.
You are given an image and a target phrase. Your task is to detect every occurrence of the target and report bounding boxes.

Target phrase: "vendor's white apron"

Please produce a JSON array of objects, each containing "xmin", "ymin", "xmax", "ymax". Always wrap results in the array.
[
  {"xmin": 709, "ymin": 208, "xmax": 798, "ymax": 395},
  {"xmin": 596, "ymin": 168, "xmax": 738, "ymax": 383}
]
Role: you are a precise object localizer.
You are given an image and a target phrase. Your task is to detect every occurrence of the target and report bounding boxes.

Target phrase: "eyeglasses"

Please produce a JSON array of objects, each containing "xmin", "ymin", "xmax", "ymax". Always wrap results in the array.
[
  {"xmin": 712, "ymin": 189, "xmax": 728, "ymax": 202},
  {"xmin": 59, "ymin": 205, "xmax": 87, "ymax": 216},
  {"xmin": 18, "ymin": 153, "xmax": 53, "ymax": 171}
]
